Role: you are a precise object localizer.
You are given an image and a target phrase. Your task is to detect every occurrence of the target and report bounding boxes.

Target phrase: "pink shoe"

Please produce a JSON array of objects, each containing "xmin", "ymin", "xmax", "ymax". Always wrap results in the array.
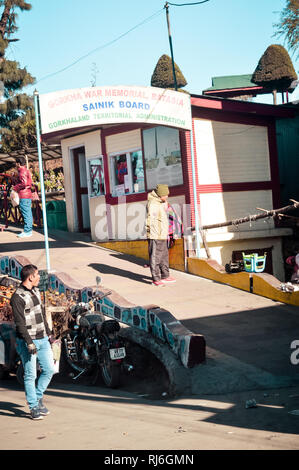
[
  {"xmin": 161, "ymin": 277, "xmax": 176, "ymax": 283},
  {"xmin": 152, "ymin": 280, "xmax": 165, "ymax": 287}
]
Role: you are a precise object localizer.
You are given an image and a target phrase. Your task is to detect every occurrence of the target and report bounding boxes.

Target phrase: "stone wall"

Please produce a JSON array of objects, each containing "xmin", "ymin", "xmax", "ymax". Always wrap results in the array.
[{"xmin": 0, "ymin": 254, "xmax": 206, "ymax": 368}]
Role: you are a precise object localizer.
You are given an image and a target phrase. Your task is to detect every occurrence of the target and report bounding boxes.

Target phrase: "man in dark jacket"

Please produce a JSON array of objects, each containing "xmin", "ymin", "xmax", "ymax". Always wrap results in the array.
[
  {"xmin": 10, "ymin": 265, "xmax": 54, "ymax": 420},
  {"xmin": 13, "ymin": 156, "xmax": 33, "ymax": 238}
]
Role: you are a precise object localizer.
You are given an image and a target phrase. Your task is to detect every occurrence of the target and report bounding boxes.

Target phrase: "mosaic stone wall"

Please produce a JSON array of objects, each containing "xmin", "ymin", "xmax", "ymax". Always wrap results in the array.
[{"xmin": 0, "ymin": 255, "xmax": 206, "ymax": 368}]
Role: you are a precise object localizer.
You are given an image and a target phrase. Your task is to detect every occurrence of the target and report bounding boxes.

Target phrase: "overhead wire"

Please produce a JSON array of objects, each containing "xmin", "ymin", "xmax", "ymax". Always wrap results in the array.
[
  {"xmin": 36, "ymin": 7, "xmax": 164, "ymax": 84},
  {"xmin": 167, "ymin": 1, "xmax": 210, "ymax": 6}
]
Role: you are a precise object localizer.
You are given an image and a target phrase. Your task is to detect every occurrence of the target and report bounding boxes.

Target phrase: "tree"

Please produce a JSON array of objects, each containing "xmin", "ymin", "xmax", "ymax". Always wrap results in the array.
[
  {"xmin": 251, "ymin": 44, "xmax": 297, "ymax": 104},
  {"xmin": 0, "ymin": 0, "xmax": 35, "ymax": 153},
  {"xmin": 151, "ymin": 54, "xmax": 187, "ymax": 91},
  {"xmin": 273, "ymin": 0, "xmax": 299, "ymax": 58}
]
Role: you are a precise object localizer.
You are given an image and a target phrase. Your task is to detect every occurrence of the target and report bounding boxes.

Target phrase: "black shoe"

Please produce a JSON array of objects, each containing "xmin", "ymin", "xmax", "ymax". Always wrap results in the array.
[
  {"xmin": 38, "ymin": 398, "xmax": 50, "ymax": 415},
  {"xmin": 30, "ymin": 406, "xmax": 43, "ymax": 420}
]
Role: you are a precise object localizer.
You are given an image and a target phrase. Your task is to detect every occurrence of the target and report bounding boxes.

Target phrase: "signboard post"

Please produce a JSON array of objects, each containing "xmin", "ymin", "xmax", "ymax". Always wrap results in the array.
[
  {"xmin": 38, "ymin": 269, "xmax": 49, "ymax": 292},
  {"xmin": 34, "ymin": 90, "xmax": 51, "ymax": 272},
  {"xmin": 38, "ymin": 268, "xmax": 49, "ymax": 316}
]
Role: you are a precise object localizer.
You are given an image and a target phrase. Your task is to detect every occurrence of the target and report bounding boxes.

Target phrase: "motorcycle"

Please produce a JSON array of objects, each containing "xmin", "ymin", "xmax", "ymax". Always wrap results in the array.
[
  {"xmin": 0, "ymin": 322, "xmax": 25, "ymax": 385},
  {"xmin": 61, "ymin": 283, "xmax": 131, "ymax": 388}
]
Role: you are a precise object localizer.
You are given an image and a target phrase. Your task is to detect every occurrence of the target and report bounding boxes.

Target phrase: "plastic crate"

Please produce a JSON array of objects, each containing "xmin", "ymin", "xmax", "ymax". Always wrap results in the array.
[{"xmin": 242, "ymin": 252, "xmax": 267, "ymax": 273}]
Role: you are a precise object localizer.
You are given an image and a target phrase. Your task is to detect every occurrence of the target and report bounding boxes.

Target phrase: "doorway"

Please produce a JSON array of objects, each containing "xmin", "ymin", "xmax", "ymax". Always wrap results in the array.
[{"xmin": 72, "ymin": 146, "xmax": 90, "ymax": 232}]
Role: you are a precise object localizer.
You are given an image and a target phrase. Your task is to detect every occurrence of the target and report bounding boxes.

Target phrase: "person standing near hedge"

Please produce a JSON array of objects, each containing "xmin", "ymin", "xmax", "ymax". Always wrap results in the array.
[
  {"xmin": 146, "ymin": 184, "xmax": 176, "ymax": 287},
  {"xmin": 13, "ymin": 156, "xmax": 33, "ymax": 238}
]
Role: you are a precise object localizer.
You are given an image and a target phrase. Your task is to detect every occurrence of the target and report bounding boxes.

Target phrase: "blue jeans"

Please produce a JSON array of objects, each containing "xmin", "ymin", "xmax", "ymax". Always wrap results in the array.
[
  {"xmin": 16, "ymin": 337, "xmax": 55, "ymax": 410},
  {"xmin": 19, "ymin": 198, "xmax": 33, "ymax": 233}
]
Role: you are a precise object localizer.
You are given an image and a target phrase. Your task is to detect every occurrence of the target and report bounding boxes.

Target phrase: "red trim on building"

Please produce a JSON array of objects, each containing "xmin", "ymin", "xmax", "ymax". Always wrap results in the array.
[
  {"xmin": 180, "ymin": 125, "xmax": 201, "ymax": 227},
  {"xmin": 267, "ymin": 121, "xmax": 281, "ymax": 211},
  {"xmin": 191, "ymin": 95, "xmax": 295, "ymax": 119},
  {"xmin": 180, "ymin": 131, "xmax": 192, "ymax": 206},
  {"xmin": 192, "ymin": 106, "xmax": 273, "ymax": 127}
]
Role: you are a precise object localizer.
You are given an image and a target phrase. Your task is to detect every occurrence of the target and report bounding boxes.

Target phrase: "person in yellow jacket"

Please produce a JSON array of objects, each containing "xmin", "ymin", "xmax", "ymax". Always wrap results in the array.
[{"xmin": 146, "ymin": 184, "xmax": 176, "ymax": 287}]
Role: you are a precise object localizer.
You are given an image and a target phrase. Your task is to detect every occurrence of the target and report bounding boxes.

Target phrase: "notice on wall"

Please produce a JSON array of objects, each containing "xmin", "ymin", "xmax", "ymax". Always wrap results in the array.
[
  {"xmin": 124, "ymin": 174, "xmax": 130, "ymax": 190},
  {"xmin": 38, "ymin": 85, "xmax": 192, "ymax": 135},
  {"xmin": 114, "ymin": 184, "xmax": 125, "ymax": 196}
]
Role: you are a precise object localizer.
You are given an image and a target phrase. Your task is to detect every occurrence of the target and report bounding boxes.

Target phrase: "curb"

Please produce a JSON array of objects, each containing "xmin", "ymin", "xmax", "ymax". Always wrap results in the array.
[
  {"xmin": 119, "ymin": 327, "xmax": 192, "ymax": 396},
  {"xmin": 187, "ymin": 257, "xmax": 299, "ymax": 307}
]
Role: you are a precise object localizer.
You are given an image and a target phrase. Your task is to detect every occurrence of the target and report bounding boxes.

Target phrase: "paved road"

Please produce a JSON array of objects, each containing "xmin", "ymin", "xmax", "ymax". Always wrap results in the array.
[{"xmin": 1, "ymin": 379, "xmax": 299, "ymax": 450}]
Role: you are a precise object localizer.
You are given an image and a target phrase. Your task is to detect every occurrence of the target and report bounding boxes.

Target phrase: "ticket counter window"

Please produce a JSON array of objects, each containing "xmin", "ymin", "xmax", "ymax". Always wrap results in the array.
[{"xmin": 110, "ymin": 150, "xmax": 145, "ymax": 197}]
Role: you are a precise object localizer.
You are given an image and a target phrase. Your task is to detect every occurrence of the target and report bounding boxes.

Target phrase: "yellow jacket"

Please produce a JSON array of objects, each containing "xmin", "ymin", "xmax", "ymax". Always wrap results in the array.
[{"xmin": 146, "ymin": 190, "xmax": 168, "ymax": 240}]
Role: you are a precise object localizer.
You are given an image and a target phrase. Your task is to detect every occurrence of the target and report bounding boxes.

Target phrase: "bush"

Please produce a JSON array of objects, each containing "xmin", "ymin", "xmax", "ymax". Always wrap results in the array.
[
  {"xmin": 31, "ymin": 169, "xmax": 64, "ymax": 192},
  {"xmin": 151, "ymin": 54, "xmax": 187, "ymax": 89},
  {"xmin": 252, "ymin": 44, "xmax": 297, "ymax": 91}
]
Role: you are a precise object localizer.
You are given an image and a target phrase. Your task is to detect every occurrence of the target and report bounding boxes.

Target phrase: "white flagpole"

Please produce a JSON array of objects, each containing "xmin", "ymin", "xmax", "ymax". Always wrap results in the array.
[{"xmin": 34, "ymin": 90, "xmax": 51, "ymax": 272}]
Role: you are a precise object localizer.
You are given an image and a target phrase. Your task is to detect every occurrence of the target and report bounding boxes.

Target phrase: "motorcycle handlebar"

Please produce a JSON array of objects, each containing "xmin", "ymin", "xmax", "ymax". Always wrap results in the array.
[
  {"xmin": 70, "ymin": 291, "xmax": 112, "ymax": 316},
  {"xmin": 93, "ymin": 290, "xmax": 112, "ymax": 301}
]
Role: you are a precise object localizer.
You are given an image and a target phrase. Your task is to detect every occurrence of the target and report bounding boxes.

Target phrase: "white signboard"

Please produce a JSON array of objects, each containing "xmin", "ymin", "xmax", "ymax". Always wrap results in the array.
[{"xmin": 39, "ymin": 85, "xmax": 192, "ymax": 134}]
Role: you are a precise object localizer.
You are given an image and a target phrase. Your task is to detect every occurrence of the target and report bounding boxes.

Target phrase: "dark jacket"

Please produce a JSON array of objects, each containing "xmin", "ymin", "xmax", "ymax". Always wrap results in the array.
[{"xmin": 10, "ymin": 285, "xmax": 51, "ymax": 345}]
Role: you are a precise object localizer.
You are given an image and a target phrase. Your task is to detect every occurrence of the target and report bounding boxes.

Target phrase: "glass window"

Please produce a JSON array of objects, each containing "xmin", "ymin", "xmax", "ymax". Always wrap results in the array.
[
  {"xmin": 110, "ymin": 150, "xmax": 145, "ymax": 197},
  {"xmin": 87, "ymin": 157, "xmax": 105, "ymax": 197},
  {"xmin": 131, "ymin": 150, "xmax": 145, "ymax": 193},
  {"xmin": 143, "ymin": 126, "xmax": 183, "ymax": 189}
]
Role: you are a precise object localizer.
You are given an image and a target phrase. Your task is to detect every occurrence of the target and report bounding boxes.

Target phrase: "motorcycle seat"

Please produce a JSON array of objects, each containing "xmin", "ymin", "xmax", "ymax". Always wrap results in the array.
[{"xmin": 95, "ymin": 319, "xmax": 120, "ymax": 336}]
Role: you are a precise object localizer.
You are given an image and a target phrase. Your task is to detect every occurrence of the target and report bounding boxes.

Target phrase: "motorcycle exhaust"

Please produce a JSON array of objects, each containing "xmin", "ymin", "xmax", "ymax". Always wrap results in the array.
[{"xmin": 123, "ymin": 363, "xmax": 134, "ymax": 373}]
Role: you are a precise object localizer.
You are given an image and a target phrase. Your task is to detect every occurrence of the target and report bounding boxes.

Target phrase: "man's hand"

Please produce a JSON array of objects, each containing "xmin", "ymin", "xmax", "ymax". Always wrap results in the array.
[
  {"xmin": 27, "ymin": 343, "xmax": 37, "ymax": 355},
  {"xmin": 48, "ymin": 335, "xmax": 56, "ymax": 344}
]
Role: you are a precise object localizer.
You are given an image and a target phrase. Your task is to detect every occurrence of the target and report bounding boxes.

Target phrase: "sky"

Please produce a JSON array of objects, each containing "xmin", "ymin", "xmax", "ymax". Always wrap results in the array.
[{"xmin": 6, "ymin": 0, "xmax": 299, "ymax": 104}]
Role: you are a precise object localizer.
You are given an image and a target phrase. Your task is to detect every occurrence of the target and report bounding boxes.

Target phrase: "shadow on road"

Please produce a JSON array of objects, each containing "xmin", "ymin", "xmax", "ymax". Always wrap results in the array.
[
  {"xmin": 0, "ymin": 400, "xmax": 28, "ymax": 419},
  {"xmin": 89, "ymin": 263, "xmax": 152, "ymax": 285},
  {"xmin": 1, "ymin": 377, "xmax": 298, "ymax": 436},
  {"xmin": 181, "ymin": 303, "xmax": 299, "ymax": 378}
]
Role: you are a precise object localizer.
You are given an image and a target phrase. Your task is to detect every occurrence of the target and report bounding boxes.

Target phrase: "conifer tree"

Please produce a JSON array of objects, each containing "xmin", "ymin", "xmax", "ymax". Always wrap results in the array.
[
  {"xmin": 252, "ymin": 44, "xmax": 297, "ymax": 104},
  {"xmin": 151, "ymin": 54, "xmax": 187, "ymax": 91},
  {"xmin": 0, "ymin": 0, "xmax": 35, "ymax": 153},
  {"xmin": 273, "ymin": 0, "xmax": 299, "ymax": 58}
]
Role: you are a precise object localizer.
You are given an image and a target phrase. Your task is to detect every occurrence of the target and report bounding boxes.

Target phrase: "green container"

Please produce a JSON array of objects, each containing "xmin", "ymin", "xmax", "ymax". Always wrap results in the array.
[
  {"xmin": 242, "ymin": 252, "xmax": 266, "ymax": 273},
  {"xmin": 46, "ymin": 200, "xmax": 67, "ymax": 231}
]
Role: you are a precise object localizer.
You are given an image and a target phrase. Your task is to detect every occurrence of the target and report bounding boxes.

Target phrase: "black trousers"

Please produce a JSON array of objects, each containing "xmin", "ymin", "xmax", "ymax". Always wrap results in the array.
[{"xmin": 148, "ymin": 239, "xmax": 169, "ymax": 281}]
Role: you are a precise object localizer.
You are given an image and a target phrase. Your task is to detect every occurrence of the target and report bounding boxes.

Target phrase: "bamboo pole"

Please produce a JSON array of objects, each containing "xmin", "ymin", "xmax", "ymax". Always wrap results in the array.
[{"xmin": 193, "ymin": 200, "xmax": 299, "ymax": 231}]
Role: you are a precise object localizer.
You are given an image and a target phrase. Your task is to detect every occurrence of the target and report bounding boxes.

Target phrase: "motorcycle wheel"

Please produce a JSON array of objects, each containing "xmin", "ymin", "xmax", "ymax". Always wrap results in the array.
[
  {"xmin": 60, "ymin": 335, "xmax": 76, "ymax": 373},
  {"xmin": 16, "ymin": 362, "xmax": 24, "ymax": 386},
  {"xmin": 100, "ymin": 341, "xmax": 121, "ymax": 388},
  {"xmin": 0, "ymin": 364, "xmax": 9, "ymax": 380},
  {"xmin": 16, "ymin": 362, "xmax": 43, "ymax": 386}
]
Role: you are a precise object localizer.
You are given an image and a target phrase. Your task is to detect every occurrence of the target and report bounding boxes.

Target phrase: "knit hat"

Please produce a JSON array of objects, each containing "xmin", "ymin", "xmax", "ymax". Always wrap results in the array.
[{"xmin": 155, "ymin": 184, "xmax": 169, "ymax": 198}]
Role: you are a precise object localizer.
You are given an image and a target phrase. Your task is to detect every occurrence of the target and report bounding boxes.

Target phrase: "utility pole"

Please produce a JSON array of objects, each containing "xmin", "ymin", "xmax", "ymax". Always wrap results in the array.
[{"xmin": 165, "ymin": 2, "xmax": 178, "ymax": 91}]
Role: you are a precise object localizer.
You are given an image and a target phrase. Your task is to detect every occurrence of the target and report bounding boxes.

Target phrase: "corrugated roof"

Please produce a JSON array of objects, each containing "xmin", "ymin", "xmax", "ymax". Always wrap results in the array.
[
  {"xmin": 0, "ymin": 143, "xmax": 62, "ymax": 170},
  {"xmin": 204, "ymin": 74, "xmax": 257, "ymax": 91}
]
